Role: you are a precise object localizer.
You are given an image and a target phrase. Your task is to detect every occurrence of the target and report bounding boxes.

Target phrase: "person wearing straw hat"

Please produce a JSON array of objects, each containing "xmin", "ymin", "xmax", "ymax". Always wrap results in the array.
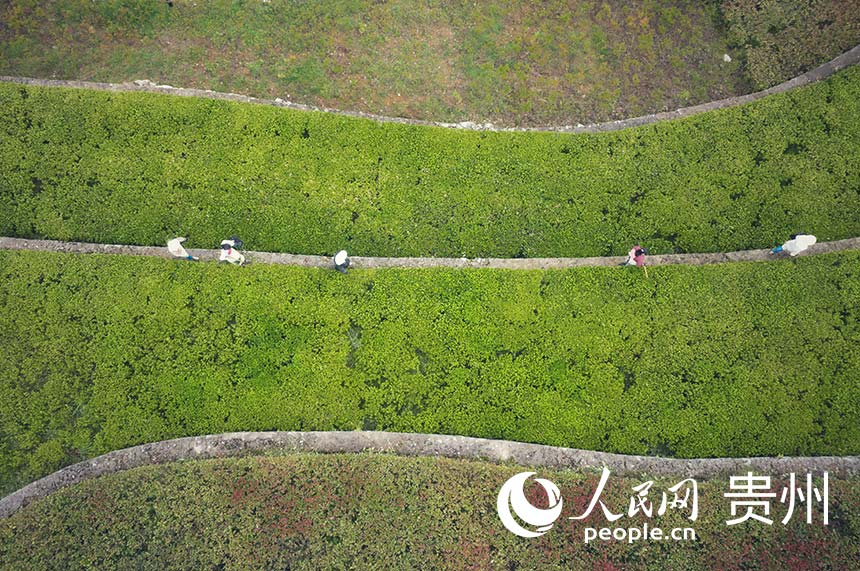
[
  {"xmin": 333, "ymin": 250, "xmax": 350, "ymax": 274},
  {"xmin": 167, "ymin": 237, "xmax": 198, "ymax": 261}
]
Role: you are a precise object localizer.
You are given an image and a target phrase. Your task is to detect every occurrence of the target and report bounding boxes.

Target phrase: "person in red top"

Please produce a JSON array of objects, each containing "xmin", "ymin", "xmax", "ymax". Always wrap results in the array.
[{"xmin": 624, "ymin": 245, "xmax": 648, "ymax": 277}]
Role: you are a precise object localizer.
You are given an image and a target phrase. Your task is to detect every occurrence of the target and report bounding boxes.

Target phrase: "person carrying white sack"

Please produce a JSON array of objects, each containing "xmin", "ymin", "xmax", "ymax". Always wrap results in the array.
[
  {"xmin": 333, "ymin": 250, "xmax": 350, "ymax": 274},
  {"xmin": 219, "ymin": 236, "xmax": 246, "ymax": 266},
  {"xmin": 770, "ymin": 234, "xmax": 817, "ymax": 257},
  {"xmin": 167, "ymin": 237, "xmax": 199, "ymax": 261}
]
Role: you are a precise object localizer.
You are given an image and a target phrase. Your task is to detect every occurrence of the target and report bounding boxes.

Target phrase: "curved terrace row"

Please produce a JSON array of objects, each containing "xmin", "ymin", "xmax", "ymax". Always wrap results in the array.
[
  {"xmin": 6, "ymin": 431, "xmax": 860, "ymax": 518},
  {"xmin": 2, "ymin": 453, "xmax": 858, "ymax": 569},
  {"xmin": 2, "ymin": 0, "xmax": 859, "ymax": 127},
  {"xmin": 2, "ymin": 65, "xmax": 859, "ymax": 259},
  {"xmin": 1, "ymin": 249, "xmax": 857, "ymax": 495}
]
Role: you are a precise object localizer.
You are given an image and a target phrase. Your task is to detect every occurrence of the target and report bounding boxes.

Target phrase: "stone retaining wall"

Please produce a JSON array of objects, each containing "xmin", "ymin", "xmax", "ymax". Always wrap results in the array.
[
  {"xmin": 2, "ymin": 431, "xmax": 858, "ymax": 518},
  {"xmin": 2, "ymin": 236, "xmax": 859, "ymax": 270},
  {"xmin": 2, "ymin": 45, "xmax": 858, "ymax": 133}
]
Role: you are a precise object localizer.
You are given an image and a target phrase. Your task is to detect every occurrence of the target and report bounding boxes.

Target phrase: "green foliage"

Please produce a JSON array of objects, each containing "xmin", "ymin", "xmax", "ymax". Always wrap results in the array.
[
  {"xmin": 1, "ymin": 250, "xmax": 858, "ymax": 495},
  {"xmin": 1, "ymin": 454, "xmax": 858, "ymax": 569},
  {"xmin": 0, "ymin": 0, "xmax": 752, "ymax": 126},
  {"xmin": 2, "ymin": 1, "xmax": 857, "ymax": 125},
  {"xmin": 722, "ymin": 0, "xmax": 860, "ymax": 89},
  {"xmin": 2, "ymin": 67, "xmax": 860, "ymax": 257}
]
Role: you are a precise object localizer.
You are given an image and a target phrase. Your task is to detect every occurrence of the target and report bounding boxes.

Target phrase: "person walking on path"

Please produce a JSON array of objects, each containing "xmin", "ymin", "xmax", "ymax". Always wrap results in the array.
[
  {"xmin": 771, "ymin": 234, "xmax": 817, "ymax": 256},
  {"xmin": 167, "ymin": 237, "xmax": 198, "ymax": 261},
  {"xmin": 219, "ymin": 236, "xmax": 246, "ymax": 266},
  {"xmin": 333, "ymin": 250, "xmax": 350, "ymax": 274}
]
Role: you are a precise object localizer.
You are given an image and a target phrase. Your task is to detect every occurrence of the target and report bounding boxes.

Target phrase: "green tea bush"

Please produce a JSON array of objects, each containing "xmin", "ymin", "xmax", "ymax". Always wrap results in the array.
[
  {"xmin": 2, "ymin": 65, "xmax": 860, "ymax": 257},
  {"xmin": 1, "ymin": 250, "xmax": 857, "ymax": 495},
  {"xmin": 1, "ymin": 454, "xmax": 857, "ymax": 570}
]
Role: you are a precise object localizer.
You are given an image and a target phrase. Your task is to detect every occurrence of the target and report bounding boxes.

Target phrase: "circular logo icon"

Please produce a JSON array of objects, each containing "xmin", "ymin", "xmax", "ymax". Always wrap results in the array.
[{"xmin": 497, "ymin": 472, "xmax": 563, "ymax": 538}]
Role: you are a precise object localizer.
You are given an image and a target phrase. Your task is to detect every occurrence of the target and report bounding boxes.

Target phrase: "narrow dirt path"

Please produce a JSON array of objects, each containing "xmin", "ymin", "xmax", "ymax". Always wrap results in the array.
[
  {"xmin": 2, "ymin": 236, "xmax": 857, "ymax": 269},
  {"xmin": 2, "ymin": 45, "xmax": 858, "ymax": 133}
]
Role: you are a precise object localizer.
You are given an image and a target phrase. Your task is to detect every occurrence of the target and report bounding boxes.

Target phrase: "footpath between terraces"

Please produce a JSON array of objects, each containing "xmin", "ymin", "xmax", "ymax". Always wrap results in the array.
[{"xmin": 1, "ymin": 236, "xmax": 858, "ymax": 270}]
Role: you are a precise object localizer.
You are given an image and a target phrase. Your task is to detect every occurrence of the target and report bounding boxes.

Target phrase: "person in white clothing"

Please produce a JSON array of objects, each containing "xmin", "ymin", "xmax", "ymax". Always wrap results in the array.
[
  {"xmin": 771, "ymin": 234, "xmax": 817, "ymax": 256},
  {"xmin": 333, "ymin": 250, "xmax": 350, "ymax": 274},
  {"xmin": 167, "ymin": 237, "xmax": 198, "ymax": 261},
  {"xmin": 220, "ymin": 237, "xmax": 246, "ymax": 266}
]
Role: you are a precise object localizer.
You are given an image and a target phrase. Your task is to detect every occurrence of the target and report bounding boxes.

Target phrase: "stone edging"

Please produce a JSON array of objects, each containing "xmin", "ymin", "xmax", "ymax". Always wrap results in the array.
[
  {"xmin": 1, "ymin": 45, "xmax": 858, "ymax": 133},
  {"xmin": 2, "ymin": 431, "xmax": 858, "ymax": 518},
  {"xmin": 1, "ymin": 236, "xmax": 858, "ymax": 270}
]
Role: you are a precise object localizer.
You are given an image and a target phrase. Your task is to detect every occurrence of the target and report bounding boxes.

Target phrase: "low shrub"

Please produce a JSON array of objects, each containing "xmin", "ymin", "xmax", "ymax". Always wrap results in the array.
[
  {"xmin": 2, "ymin": 65, "xmax": 860, "ymax": 257},
  {"xmin": 1, "ymin": 454, "xmax": 857, "ymax": 570},
  {"xmin": 722, "ymin": 0, "xmax": 860, "ymax": 90},
  {"xmin": 0, "ymin": 250, "xmax": 857, "ymax": 494},
  {"xmin": 0, "ymin": 0, "xmax": 747, "ymax": 126}
]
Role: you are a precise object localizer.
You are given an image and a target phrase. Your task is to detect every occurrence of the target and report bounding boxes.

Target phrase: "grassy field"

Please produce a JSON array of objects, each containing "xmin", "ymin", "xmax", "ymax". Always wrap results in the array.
[
  {"xmin": 0, "ymin": 0, "xmax": 744, "ymax": 126},
  {"xmin": 1, "ymin": 249, "xmax": 857, "ymax": 495},
  {"xmin": 3, "ymin": 65, "xmax": 860, "ymax": 258},
  {"xmin": 722, "ymin": 0, "xmax": 860, "ymax": 90},
  {"xmin": 2, "ymin": 454, "xmax": 857, "ymax": 570},
  {"xmin": 2, "ymin": 1, "xmax": 857, "ymax": 126}
]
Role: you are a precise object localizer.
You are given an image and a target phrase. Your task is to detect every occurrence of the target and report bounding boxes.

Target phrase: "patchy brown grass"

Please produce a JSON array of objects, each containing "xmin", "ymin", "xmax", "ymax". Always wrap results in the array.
[{"xmin": 0, "ymin": 0, "xmax": 857, "ymax": 126}]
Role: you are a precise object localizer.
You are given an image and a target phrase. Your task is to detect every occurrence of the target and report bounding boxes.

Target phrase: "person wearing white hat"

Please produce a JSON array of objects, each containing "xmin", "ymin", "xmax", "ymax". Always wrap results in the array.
[
  {"xmin": 167, "ymin": 237, "xmax": 198, "ymax": 261},
  {"xmin": 219, "ymin": 237, "xmax": 246, "ymax": 266},
  {"xmin": 771, "ymin": 234, "xmax": 817, "ymax": 257},
  {"xmin": 333, "ymin": 250, "xmax": 350, "ymax": 274}
]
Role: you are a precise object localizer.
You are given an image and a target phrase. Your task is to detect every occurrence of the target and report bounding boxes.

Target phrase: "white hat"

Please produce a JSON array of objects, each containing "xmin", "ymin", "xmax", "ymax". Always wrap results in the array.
[{"xmin": 334, "ymin": 250, "xmax": 349, "ymax": 265}]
